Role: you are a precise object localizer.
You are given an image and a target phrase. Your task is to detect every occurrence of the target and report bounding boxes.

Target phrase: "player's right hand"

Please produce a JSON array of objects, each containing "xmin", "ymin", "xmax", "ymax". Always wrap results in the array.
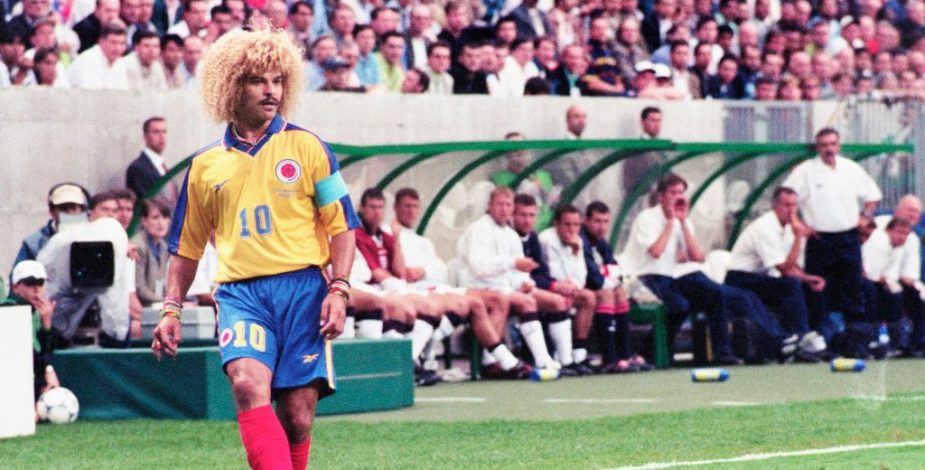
[
  {"xmin": 152, "ymin": 317, "xmax": 182, "ymax": 360},
  {"xmin": 515, "ymin": 257, "xmax": 539, "ymax": 273}
]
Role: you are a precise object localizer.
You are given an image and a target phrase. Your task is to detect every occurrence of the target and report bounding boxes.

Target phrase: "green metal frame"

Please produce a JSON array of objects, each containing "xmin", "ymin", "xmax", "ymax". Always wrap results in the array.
[
  {"xmin": 135, "ymin": 140, "xmax": 914, "ymax": 246},
  {"xmin": 417, "ymin": 150, "xmax": 508, "ymax": 234}
]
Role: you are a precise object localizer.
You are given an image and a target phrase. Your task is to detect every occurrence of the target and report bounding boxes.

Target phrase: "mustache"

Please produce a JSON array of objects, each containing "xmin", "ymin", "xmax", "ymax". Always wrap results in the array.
[{"xmin": 259, "ymin": 98, "xmax": 279, "ymax": 106}]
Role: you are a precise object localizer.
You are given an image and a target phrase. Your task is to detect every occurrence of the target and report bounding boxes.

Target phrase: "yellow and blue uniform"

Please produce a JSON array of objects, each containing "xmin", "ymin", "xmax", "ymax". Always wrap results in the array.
[{"xmin": 168, "ymin": 114, "xmax": 359, "ymax": 396}]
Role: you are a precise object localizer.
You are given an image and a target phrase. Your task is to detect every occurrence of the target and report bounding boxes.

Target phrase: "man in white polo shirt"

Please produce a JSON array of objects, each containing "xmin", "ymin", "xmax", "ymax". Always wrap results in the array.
[
  {"xmin": 860, "ymin": 217, "xmax": 914, "ymax": 357},
  {"xmin": 725, "ymin": 186, "xmax": 830, "ymax": 360},
  {"xmin": 782, "ymin": 128, "xmax": 882, "ymax": 333},
  {"xmin": 873, "ymin": 195, "xmax": 925, "ymax": 357},
  {"xmin": 67, "ymin": 23, "xmax": 130, "ymax": 90},
  {"xmin": 624, "ymin": 173, "xmax": 741, "ymax": 365}
]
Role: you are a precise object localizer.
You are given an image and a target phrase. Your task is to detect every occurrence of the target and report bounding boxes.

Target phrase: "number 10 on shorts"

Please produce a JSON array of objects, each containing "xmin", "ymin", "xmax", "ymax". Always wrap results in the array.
[{"xmin": 232, "ymin": 321, "xmax": 267, "ymax": 352}]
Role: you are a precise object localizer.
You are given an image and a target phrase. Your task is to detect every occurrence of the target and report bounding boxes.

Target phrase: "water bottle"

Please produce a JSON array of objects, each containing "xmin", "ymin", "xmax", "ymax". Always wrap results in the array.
[
  {"xmin": 690, "ymin": 368, "xmax": 729, "ymax": 382},
  {"xmin": 830, "ymin": 358, "xmax": 866, "ymax": 372},
  {"xmin": 529, "ymin": 368, "xmax": 560, "ymax": 382},
  {"xmin": 878, "ymin": 323, "xmax": 890, "ymax": 346}
]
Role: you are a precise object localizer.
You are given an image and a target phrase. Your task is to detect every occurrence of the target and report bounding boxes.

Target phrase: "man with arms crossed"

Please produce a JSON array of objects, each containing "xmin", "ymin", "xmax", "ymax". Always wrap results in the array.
[{"xmin": 151, "ymin": 28, "xmax": 359, "ymax": 469}]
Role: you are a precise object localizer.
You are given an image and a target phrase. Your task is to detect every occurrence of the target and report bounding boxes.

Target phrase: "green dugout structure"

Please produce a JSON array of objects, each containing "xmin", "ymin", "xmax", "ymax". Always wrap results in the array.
[{"xmin": 130, "ymin": 139, "xmax": 912, "ymax": 375}]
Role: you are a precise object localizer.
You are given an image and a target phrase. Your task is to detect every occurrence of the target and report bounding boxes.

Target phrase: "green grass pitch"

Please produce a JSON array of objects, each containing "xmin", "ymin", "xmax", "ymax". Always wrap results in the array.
[{"xmin": 3, "ymin": 361, "xmax": 925, "ymax": 469}]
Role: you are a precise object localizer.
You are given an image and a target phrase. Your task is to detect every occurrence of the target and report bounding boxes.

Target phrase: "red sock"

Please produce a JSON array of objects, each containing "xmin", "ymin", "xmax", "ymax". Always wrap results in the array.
[
  {"xmin": 290, "ymin": 437, "xmax": 311, "ymax": 470},
  {"xmin": 238, "ymin": 405, "xmax": 293, "ymax": 470}
]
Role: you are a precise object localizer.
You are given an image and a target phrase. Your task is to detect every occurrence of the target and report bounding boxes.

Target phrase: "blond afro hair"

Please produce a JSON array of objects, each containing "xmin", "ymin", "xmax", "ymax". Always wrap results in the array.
[{"xmin": 199, "ymin": 27, "xmax": 304, "ymax": 123}]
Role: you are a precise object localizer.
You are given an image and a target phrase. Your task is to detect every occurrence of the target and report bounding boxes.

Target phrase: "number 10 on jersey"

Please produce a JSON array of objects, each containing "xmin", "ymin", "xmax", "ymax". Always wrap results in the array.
[{"xmin": 240, "ymin": 205, "xmax": 272, "ymax": 238}]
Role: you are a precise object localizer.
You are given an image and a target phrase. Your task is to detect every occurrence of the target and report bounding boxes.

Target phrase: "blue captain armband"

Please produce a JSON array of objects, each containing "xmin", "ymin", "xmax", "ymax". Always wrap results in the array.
[{"xmin": 314, "ymin": 171, "xmax": 349, "ymax": 207}]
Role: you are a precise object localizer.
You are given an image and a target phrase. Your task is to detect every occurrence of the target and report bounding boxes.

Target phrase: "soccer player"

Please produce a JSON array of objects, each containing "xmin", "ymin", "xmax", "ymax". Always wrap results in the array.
[{"xmin": 150, "ymin": 27, "xmax": 359, "ymax": 470}]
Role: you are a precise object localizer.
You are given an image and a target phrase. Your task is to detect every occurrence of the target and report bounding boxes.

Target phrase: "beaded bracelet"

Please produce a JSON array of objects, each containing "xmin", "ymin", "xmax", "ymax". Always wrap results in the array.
[{"xmin": 328, "ymin": 284, "xmax": 350, "ymax": 301}]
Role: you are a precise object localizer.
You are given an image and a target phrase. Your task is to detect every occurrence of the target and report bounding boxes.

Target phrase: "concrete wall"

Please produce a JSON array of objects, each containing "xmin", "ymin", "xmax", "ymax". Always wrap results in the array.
[{"xmin": 2, "ymin": 88, "xmax": 732, "ymax": 276}]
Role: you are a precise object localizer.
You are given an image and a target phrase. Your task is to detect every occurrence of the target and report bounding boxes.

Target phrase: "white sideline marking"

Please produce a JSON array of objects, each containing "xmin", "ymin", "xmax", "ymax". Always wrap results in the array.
[
  {"xmin": 603, "ymin": 439, "xmax": 925, "ymax": 470},
  {"xmin": 415, "ymin": 397, "xmax": 486, "ymax": 403},
  {"xmin": 543, "ymin": 398, "xmax": 657, "ymax": 404},
  {"xmin": 711, "ymin": 401, "xmax": 760, "ymax": 407}
]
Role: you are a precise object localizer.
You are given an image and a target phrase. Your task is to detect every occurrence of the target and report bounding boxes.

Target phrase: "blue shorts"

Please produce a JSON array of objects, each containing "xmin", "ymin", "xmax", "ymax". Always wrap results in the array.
[{"xmin": 214, "ymin": 267, "xmax": 335, "ymax": 398}]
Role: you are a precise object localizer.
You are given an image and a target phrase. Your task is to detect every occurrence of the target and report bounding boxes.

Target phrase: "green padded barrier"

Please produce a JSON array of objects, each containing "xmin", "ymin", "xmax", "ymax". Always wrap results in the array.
[{"xmin": 52, "ymin": 339, "xmax": 413, "ymax": 420}]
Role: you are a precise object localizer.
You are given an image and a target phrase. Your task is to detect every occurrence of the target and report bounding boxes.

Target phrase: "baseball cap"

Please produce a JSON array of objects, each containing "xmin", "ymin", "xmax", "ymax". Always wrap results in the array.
[
  {"xmin": 12, "ymin": 260, "xmax": 47, "ymax": 285},
  {"xmin": 322, "ymin": 57, "xmax": 350, "ymax": 71},
  {"xmin": 49, "ymin": 183, "xmax": 88, "ymax": 206},
  {"xmin": 634, "ymin": 60, "xmax": 656, "ymax": 74},
  {"xmin": 654, "ymin": 63, "xmax": 672, "ymax": 79}
]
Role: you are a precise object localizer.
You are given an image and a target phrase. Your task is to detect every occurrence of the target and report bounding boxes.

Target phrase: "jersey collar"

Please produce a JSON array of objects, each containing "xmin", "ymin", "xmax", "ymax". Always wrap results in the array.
[{"xmin": 223, "ymin": 114, "xmax": 286, "ymax": 156}]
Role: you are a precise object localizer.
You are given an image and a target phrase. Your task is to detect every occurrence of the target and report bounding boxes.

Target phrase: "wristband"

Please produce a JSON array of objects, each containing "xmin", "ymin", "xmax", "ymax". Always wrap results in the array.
[
  {"xmin": 328, "ymin": 284, "xmax": 350, "ymax": 301},
  {"xmin": 330, "ymin": 277, "xmax": 351, "ymax": 289},
  {"xmin": 160, "ymin": 306, "xmax": 182, "ymax": 320}
]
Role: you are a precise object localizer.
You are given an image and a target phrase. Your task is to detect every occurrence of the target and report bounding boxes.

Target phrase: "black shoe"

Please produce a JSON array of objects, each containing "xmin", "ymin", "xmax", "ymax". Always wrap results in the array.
[
  {"xmin": 575, "ymin": 358, "xmax": 602, "ymax": 374},
  {"xmin": 715, "ymin": 354, "xmax": 744, "ymax": 366},
  {"xmin": 481, "ymin": 361, "xmax": 532, "ymax": 380},
  {"xmin": 414, "ymin": 366, "xmax": 442, "ymax": 387},
  {"xmin": 560, "ymin": 362, "xmax": 592, "ymax": 377},
  {"xmin": 815, "ymin": 349, "xmax": 838, "ymax": 361}
]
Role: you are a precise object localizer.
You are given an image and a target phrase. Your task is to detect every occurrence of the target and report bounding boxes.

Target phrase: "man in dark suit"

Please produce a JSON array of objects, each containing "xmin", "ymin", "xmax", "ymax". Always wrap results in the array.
[
  {"xmin": 73, "ymin": 0, "xmax": 120, "ymax": 53},
  {"xmin": 507, "ymin": 0, "xmax": 550, "ymax": 41},
  {"xmin": 704, "ymin": 54, "xmax": 747, "ymax": 99},
  {"xmin": 126, "ymin": 117, "xmax": 177, "ymax": 207},
  {"xmin": 641, "ymin": 0, "xmax": 675, "ymax": 53}
]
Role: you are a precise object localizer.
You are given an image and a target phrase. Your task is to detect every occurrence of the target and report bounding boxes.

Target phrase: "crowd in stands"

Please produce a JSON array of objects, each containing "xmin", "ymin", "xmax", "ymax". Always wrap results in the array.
[
  {"xmin": 5, "ymin": 109, "xmax": 925, "ymax": 391},
  {"xmin": 4, "ymin": 0, "xmax": 925, "ymax": 99}
]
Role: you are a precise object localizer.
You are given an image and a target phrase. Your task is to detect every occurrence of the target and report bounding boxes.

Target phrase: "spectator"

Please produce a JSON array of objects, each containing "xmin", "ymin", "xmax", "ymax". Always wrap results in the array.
[
  {"xmin": 512, "ymin": 195, "xmax": 590, "ymax": 376},
  {"xmin": 110, "ymin": 188, "xmax": 137, "ymax": 232},
  {"xmin": 650, "ymin": 24, "xmax": 691, "ymax": 65},
  {"xmin": 168, "ymin": 0, "xmax": 209, "ymax": 39},
  {"xmin": 493, "ymin": 37, "xmax": 539, "ymax": 96},
  {"xmin": 375, "ymin": 30, "xmax": 406, "ymax": 92},
  {"xmin": 329, "ymin": 3, "xmax": 356, "ymax": 47},
  {"xmin": 777, "ymin": 75, "xmax": 802, "ymax": 100},
  {"xmin": 404, "ymin": 5, "xmax": 434, "ymax": 70},
  {"xmin": 668, "ymin": 40, "xmax": 700, "ymax": 98},
  {"xmin": 725, "ymin": 186, "xmax": 830, "ymax": 359},
  {"xmin": 782, "ymin": 128, "xmax": 882, "ymax": 355},
  {"xmin": 126, "ymin": 116, "xmax": 178, "ymax": 205},
  {"xmin": 24, "ymin": 46, "xmax": 69, "ymax": 87},
  {"xmin": 436, "ymin": 1, "xmax": 472, "ymax": 65},
  {"xmin": 179, "ymin": 34, "xmax": 203, "ymax": 86},
  {"xmin": 754, "ymin": 75, "xmax": 779, "ymax": 100},
  {"xmin": 532, "ymin": 36, "xmax": 558, "ymax": 76},
  {"xmin": 613, "ymin": 16, "xmax": 649, "ymax": 86},
  {"xmin": 68, "ymin": 23, "xmax": 129, "ymax": 89},
  {"xmin": 548, "ymin": 43, "xmax": 587, "ymax": 96},
  {"xmin": 0, "ymin": 28, "xmax": 29, "ymax": 86},
  {"xmin": 423, "ymin": 41, "xmax": 453, "ymax": 94},
  {"xmin": 456, "ymin": 187, "xmax": 562, "ymax": 372},
  {"xmin": 451, "ymin": 41, "xmax": 489, "ymax": 94},
  {"xmin": 508, "ymin": 0, "xmax": 550, "ymax": 41},
  {"xmin": 623, "ymin": 173, "xmax": 742, "ymax": 365},
  {"xmin": 400, "ymin": 66, "xmax": 429, "ymax": 93},
  {"xmin": 704, "ymin": 54, "xmax": 748, "ymax": 99},
  {"xmin": 546, "ymin": 0, "xmax": 580, "ymax": 48},
  {"xmin": 124, "ymin": 30, "xmax": 168, "ymax": 91},
  {"xmin": 160, "ymin": 34, "xmax": 184, "ymax": 88},
  {"xmin": 263, "ymin": 0, "xmax": 287, "ymax": 30},
  {"xmin": 73, "ymin": 0, "xmax": 120, "ymax": 53},
  {"xmin": 319, "ymin": 56, "xmax": 366, "ymax": 92},
  {"xmin": 287, "ymin": 1, "xmax": 314, "ymax": 58},
  {"xmin": 353, "ymin": 25, "xmax": 381, "ymax": 87},
  {"xmin": 120, "ymin": 0, "xmax": 143, "ymax": 45},
  {"xmin": 642, "ymin": 0, "xmax": 677, "ymax": 53},
  {"xmin": 207, "ymin": 5, "xmax": 236, "ymax": 43},
  {"xmin": 370, "ymin": 6, "xmax": 400, "ymax": 37},
  {"xmin": 2, "ymin": 260, "xmax": 60, "ymax": 412},
  {"xmin": 7, "ymin": 0, "xmax": 52, "ymax": 49},
  {"xmin": 494, "ymin": 17, "xmax": 519, "ymax": 49},
  {"xmin": 134, "ymin": 0, "xmax": 158, "ymax": 39},
  {"xmin": 131, "ymin": 199, "xmax": 170, "ymax": 306},
  {"xmin": 12, "ymin": 182, "xmax": 90, "ymax": 274}
]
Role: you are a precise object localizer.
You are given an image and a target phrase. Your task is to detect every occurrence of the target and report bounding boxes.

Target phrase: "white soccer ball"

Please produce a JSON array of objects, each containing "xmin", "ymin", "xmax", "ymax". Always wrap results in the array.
[{"xmin": 37, "ymin": 387, "xmax": 80, "ymax": 424}]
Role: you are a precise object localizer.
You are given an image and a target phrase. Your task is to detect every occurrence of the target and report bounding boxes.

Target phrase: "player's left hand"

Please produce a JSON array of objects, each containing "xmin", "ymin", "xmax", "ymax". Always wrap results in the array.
[{"xmin": 320, "ymin": 294, "xmax": 347, "ymax": 340}]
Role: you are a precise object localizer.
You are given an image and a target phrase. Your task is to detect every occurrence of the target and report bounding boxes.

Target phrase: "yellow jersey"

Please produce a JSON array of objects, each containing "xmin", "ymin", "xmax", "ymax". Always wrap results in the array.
[{"xmin": 168, "ymin": 115, "xmax": 359, "ymax": 283}]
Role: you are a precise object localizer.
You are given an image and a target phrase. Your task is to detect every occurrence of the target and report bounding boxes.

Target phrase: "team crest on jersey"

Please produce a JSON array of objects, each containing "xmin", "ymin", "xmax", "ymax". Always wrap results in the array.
[
  {"xmin": 219, "ymin": 328, "xmax": 234, "ymax": 347},
  {"xmin": 275, "ymin": 159, "xmax": 302, "ymax": 184}
]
